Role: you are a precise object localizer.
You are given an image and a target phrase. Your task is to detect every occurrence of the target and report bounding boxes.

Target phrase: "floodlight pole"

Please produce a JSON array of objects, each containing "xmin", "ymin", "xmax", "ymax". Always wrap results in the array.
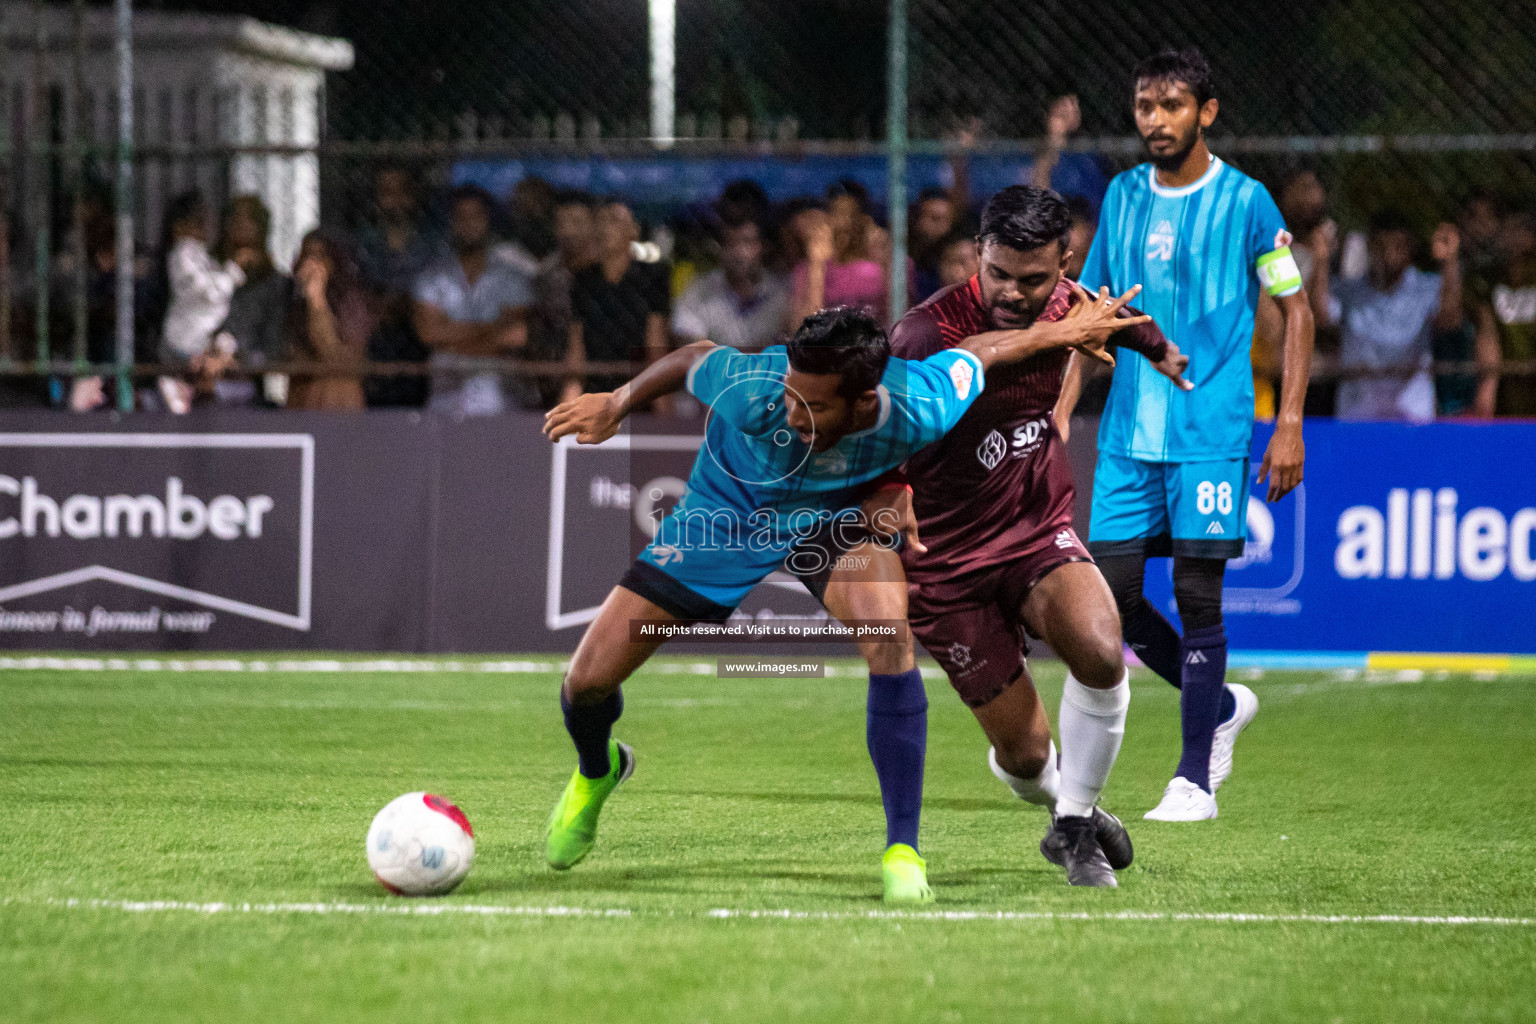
[
  {"xmin": 114, "ymin": 0, "xmax": 134, "ymax": 410},
  {"xmin": 648, "ymin": 0, "xmax": 675, "ymax": 149},
  {"xmin": 887, "ymin": 0, "xmax": 909, "ymax": 320}
]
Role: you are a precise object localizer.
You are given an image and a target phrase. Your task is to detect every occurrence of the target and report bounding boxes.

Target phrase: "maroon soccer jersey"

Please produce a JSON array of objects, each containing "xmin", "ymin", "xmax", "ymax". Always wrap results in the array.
[{"xmin": 889, "ymin": 276, "xmax": 1083, "ymax": 583}]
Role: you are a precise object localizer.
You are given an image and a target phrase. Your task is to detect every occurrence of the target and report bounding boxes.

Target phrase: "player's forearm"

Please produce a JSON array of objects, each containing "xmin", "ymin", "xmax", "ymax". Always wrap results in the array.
[
  {"xmin": 613, "ymin": 340, "xmax": 716, "ymax": 418},
  {"xmin": 1275, "ymin": 295, "xmax": 1314, "ymax": 427},
  {"xmin": 1108, "ymin": 305, "xmax": 1169, "ymax": 362},
  {"xmin": 959, "ymin": 321, "xmax": 1070, "ymax": 370},
  {"xmin": 1054, "ymin": 350, "xmax": 1083, "ymax": 427}
]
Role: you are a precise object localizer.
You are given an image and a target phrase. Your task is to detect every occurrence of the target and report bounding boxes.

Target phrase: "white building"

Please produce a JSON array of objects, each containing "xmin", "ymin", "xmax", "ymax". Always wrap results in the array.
[{"xmin": 1, "ymin": 3, "xmax": 353, "ymax": 269}]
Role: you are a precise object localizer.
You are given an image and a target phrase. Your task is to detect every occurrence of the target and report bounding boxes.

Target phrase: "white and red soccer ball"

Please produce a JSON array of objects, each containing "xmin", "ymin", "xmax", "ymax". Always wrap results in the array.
[{"xmin": 366, "ymin": 792, "xmax": 475, "ymax": 896}]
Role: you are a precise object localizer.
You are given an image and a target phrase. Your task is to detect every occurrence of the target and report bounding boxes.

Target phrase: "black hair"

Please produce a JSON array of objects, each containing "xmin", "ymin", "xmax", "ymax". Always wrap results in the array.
[
  {"xmin": 827, "ymin": 178, "xmax": 871, "ymax": 214},
  {"xmin": 552, "ymin": 188, "xmax": 597, "ymax": 209},
  {"xmin": 916, "ymin": 186, "xmax": 952, "ymax": 206},
  {"xmin": 446, "ymin": 183, "xmax": 498, "ymax": 217},
  {"xmin": 785, "ymin": 306, "xmax": 890, "ymax": 401},
  {"xmin": 977, "ymin": 184, "xmax": 1072, "ymax": 253},
  {"xmin": 1367, "ymin": 209, "xmax": 1416, "ymax": 237},
  {"xmin": 1132, "ymin": 47, "xmax": 1216, "ymax": 107}
]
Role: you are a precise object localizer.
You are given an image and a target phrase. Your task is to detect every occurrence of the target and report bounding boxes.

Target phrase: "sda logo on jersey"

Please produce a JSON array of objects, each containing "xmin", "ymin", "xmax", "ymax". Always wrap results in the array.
[
  {"xmin": 1010, "ymin": 415, "xmax": 1052, "ymax": 459},
  {"xmin": 977, "ymin": 430, "xmax": 1008, "ymax": 471},
  {"xmin": 1148, "ymin": 220, "xmax": 1176, "ymax": 261},
  {"xmin": 949, "ymin": 358, "xmax": 975, "ymax": 401}
]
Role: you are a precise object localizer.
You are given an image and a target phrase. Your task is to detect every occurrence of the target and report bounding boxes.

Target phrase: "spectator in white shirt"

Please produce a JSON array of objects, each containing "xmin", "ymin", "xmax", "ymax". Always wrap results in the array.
[
  {"xmin": 412, "ymin": 185, "xmax": 532, "ymax": 417},
  {"xmin": 157, "ymin": 192, "xmax": 259, "ymax": 412},
  {"xmin": 672, "ymin": 214, "xmax": 788, "ymax": 352}
]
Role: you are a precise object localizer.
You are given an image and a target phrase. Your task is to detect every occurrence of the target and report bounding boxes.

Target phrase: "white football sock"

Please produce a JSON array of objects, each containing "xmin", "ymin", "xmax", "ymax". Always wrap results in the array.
[
  {"xmin": 1055, "ymin": 669, "xmax": 1130, "ymax": 819},
  {"xmin": 988, "ymin": 740, "xmax": 1059, "ymax": 807}
]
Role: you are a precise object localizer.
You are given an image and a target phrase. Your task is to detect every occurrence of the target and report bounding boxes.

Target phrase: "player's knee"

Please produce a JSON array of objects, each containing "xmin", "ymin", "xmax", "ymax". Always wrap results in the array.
[
  {"xmin": 1173, "ymin": 557, "xmax": 1226, "ymax": 634},
  {"xmin": 993, "ymin": 728, "xmax": 1052, "ymax": 781},
  {"xmin": 561, "ymin": 665, "xmax": 620, "ymax": 704},
  {"xmin": 1096, "ymin": 553, "xmax": 1147, "ymax": 612},
  {"xmin": 860, "ymin": 637, "xmax": 914, "ymax": 675},
  {"xmin": 1067, "ymin": 631, "xmax": 1126, "ymax": 690}
]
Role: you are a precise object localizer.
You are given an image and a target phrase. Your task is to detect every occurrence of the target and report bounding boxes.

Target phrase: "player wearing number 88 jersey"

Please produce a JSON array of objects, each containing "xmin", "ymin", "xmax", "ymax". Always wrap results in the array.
[{"xmin": 1064, "ymin": 48, "xmax": 1315, "ymax": 821}]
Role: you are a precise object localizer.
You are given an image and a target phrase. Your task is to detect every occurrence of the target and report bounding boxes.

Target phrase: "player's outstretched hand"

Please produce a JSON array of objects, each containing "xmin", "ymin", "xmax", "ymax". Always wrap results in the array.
[
  {"xmin": 861, "ymin": 483, "xmax": 926, "ymax": 555},
  {"xmin": 544, "ymin": 390, "xmax": 624, "ymax": 445},
  {"xmin": 1063, "ymin": 283, "xmax": 1153, "ymax": 349},
  {"xmin": 1153, "ymin": 339, "xmax": 1194, "ymax": 392},
  {"xmin": 1258, "ymin": 422, "xmax": 1305, "ymax": 502}
]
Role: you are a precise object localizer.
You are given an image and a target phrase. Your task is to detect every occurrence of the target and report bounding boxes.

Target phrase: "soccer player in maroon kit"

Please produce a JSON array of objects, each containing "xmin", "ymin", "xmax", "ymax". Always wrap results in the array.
[{"xmin": 879, "ymin": 185, "xmax": 1192, "ymax": 886}]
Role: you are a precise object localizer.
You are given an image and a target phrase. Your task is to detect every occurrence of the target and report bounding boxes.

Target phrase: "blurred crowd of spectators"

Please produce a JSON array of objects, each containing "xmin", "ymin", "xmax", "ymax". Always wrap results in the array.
[{"xmin": 1, "ymin": 102, "xmax": 1532, "ymax": 421}]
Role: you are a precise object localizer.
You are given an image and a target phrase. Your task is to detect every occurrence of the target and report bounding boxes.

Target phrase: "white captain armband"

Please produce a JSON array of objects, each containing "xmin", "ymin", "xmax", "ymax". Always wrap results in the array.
[{"xmin": 1256, "ymin": 246, "xmax": 1303, "ymax": 297}]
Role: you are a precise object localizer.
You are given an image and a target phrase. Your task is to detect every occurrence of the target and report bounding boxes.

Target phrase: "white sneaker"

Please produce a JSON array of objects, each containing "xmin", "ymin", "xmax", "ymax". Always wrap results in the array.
[
  {"xmin": 1208, "ymin": 682, "xmax": 1259, "ymax": 792},
  {"xmin": 1143, "ymin": 777, "xmax": 1218, "ymax": 821}
]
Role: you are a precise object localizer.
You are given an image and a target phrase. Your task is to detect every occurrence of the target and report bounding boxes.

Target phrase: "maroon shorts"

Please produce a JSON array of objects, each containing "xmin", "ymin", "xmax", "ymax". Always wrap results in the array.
[{"xmin": 907, "ymin": 525, "xmax": 1092, "ymax": 708}]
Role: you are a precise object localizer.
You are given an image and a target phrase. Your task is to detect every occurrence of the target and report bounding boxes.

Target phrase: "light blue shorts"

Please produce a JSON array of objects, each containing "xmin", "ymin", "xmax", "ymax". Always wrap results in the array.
[{"xmin": 1087, "ymin": 452, "xmax": 1250, "ymax": 560}]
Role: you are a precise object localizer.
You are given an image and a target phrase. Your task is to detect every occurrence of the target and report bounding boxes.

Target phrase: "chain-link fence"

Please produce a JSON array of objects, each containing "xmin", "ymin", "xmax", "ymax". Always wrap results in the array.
[{"xmin": 2, "ymin": 0, "xmax": 1535, "ymax": 412}]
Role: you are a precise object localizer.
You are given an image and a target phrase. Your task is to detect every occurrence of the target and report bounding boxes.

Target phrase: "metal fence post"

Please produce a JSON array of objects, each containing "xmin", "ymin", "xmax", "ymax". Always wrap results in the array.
[
  {"xmin": 886, "ymin": 0, "xmax": 908, "ymax": 322},
  {"xmin": 114, "ymin": 0, "xmax": 134, "ymax": 411},
  {"xmin": 649, "ymin": 0, "xmax": 675, "ymax": 149},
  {"xmin": 32, "ymin": 0, "xmax": 50, "ymax": 371},
  {"xmin": 70, "ymin": 0, "xmax": 87, "ymax": 369}
]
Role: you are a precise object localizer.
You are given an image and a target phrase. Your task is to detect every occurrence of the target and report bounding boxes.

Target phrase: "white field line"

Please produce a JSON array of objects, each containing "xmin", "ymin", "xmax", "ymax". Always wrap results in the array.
[
  {"xmin": 0, "ymin": 655, "xmax": 936, "ymax": 680},
  {"xmin": 4, "ymin": 897, "xmax": 1531, "ymax": 927}
]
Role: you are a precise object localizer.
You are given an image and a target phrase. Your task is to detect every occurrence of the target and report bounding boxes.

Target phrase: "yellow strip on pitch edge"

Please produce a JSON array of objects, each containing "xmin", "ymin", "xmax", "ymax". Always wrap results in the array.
[{"xmin": 1366, "ymin": 652, "xmax": 1536, "ymax": 674}]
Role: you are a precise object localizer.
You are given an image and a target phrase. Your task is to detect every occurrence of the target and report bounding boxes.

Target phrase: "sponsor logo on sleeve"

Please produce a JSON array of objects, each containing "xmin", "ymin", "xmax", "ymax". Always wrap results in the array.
[{"xmin": 949, "ymin": 358, "xmax": 975, "ymax": 401}]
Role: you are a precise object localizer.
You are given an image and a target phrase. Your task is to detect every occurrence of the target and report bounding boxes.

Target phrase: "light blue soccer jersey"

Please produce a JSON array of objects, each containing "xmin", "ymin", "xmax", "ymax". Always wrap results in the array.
[
  {"xmin": 1079, "ymin": 156, "xmax": 1299, "ymax": 462},
  {"xmin": 680, "ymin": 342, "xmax": 984, "ymax": 534}
]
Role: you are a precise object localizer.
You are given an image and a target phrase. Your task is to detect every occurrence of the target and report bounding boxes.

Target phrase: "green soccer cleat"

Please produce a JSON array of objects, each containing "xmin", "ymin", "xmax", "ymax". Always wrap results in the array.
[
  {"xmin": 545, "ymin": 739, "xmax": 634, "ymax": 870},
  {"xmin": 881, "ymin": 843, "xmax": 935, "ymax": 905}
]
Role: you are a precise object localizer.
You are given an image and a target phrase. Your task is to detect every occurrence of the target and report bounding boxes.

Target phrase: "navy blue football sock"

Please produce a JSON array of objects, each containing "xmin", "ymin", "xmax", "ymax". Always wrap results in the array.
[
  {"xmin": 1121, "ymin": 604, "xmax": 1234, "ymax": 720},
  {"xmin": 1120, "ymin": 596, "xmax": 1184, "ymax": 689},
  {"xmin": 1174, "ymin": 626, "xmax": 1228, "ymax": 793},
  {"xmin": 866, "ymin": 668, "xmax": 927, "ymax": 852},
  {"xmin": 562, "ymin": 688, "xmax": 624, "ymax": 779}
]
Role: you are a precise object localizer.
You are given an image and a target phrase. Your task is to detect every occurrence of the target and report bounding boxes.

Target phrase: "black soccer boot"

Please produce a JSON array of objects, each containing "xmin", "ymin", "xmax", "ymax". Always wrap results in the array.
[
  {"xmin": 1042, "ymin": 807, "xmax": 1134, "ymax": 872},
  {"xmin": 1092, "ymin": 807, "xmax": 1134, "ymax": 871},
  {"xmin": 1040, "ymin": 814, "xmax": 1118, "ymax": 887}
]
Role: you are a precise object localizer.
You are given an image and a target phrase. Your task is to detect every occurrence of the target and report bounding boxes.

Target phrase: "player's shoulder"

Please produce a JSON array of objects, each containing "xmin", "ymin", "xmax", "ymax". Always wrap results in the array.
[
  {"xmin": 1106, "ymin": 163, "xmax": 1153, "ymax": 200},
  {"xmin": 1040, "ymin": 277, "xmax": 1077, "ymax": 322},
  {"xmin": 882, "ymin": 344, "xmax": 981, "ymax": 408},
  {"xmin": 1214, "ymin": 160, "xmax": 1276, "ymax": 207},
  {"xmin": 891, "ymin": 279, "xmax": 981, "ymax": 357},
  {"xmin": 692, "ymin": 343, "xmax": 786, "ymax": 384}
]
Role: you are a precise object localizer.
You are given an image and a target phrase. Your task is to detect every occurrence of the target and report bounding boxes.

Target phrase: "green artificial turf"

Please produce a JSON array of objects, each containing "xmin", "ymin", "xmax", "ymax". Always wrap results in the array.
[{"xmin": 1, "ymin": 658, "xmax": 1533, "ymax": 1023}]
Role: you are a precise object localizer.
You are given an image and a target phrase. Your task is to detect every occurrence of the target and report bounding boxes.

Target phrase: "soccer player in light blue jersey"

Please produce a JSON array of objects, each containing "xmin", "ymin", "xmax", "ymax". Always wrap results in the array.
[
  {"xmin": 1069, "ymin": 48, "xmax": 1315, "ymax": 821},
  {"xmin": 541, "ymin": 300, "xmax": 1148, "ymax": 898}
]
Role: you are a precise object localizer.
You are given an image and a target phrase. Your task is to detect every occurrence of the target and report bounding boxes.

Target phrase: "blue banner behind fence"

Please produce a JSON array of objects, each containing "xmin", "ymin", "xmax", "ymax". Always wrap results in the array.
[
  {"xmin": 453, "ymin": 153, "xmax": 1109, "ymax": 217},
  {"xmin": 1137, "ymin": 419, "xmax": 1536, "ymax": 655}
]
